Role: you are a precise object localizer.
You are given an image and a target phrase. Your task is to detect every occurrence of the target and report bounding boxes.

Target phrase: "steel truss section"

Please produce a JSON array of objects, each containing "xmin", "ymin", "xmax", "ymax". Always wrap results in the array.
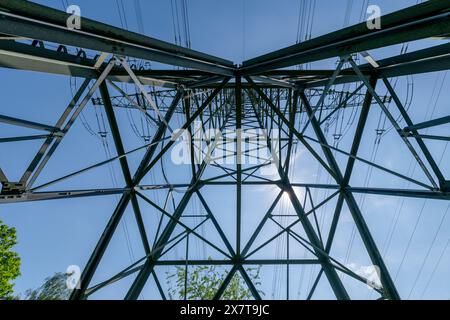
[{"xmin": 0, "ymin": 0, "xmax": 449, "ymax": 300}]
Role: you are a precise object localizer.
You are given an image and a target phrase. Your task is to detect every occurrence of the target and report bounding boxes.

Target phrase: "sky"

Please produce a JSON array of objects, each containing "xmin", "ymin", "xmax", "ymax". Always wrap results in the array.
[{"xmin": 1, "ymin": 0, "xmax": 450, "ymax": 300}]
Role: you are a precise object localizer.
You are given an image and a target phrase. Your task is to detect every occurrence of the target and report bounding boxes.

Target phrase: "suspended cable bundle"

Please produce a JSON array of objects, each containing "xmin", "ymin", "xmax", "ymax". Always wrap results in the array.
[{"xmin": 295, "ymin": 0, "xmax": 316, "ymax": 70}]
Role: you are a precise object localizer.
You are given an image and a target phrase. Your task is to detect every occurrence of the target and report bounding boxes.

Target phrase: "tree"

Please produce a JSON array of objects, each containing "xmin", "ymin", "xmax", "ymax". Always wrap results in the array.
[
  {"xmin": 0, "ymin": 219, "xmax": 21, "ymax": 299},
  {"xmin": 24, "ymin": 272, "xmax": 72, "ymax": 300},
  {"xmin": 166, "ymin": 262, "xmax": 263, "ymax": 300}
]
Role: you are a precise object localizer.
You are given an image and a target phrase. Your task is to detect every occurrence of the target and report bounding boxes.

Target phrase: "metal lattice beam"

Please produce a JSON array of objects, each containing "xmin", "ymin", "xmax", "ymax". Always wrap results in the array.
[{"xmin": 1, "ymin": 0, "xmax": 449, "ymax": 300}]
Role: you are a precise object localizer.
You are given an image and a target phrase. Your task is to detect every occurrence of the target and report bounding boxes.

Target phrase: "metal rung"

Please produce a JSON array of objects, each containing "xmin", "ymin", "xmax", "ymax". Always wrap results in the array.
[{"xmin": 0, "ymin": 181, "xmax": 25, "ymax": 195}]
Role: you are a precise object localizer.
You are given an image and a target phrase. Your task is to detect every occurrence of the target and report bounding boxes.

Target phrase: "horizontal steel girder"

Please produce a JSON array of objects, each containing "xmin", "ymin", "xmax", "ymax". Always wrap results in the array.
[
  {"xmin": 0, "ymin": 1, "xmax": 448, "ymax": 83},
  {"xmin": 0, "ymin": 7, "xmax": 234, "ymax": 75},
  {"xmin": 0, "ymin": 0, "xmax": 233, "ymax": 67},
  {"xmin": 241, "ymin": 0, "xmax": 450, "ymax": 74}
]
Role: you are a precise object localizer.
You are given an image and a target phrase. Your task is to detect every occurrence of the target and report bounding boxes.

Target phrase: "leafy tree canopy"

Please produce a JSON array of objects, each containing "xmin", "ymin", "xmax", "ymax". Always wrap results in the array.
[
  {"xmin": 24, "ymin": 272, "xmax": 72, "ymax": 300},
  {"xmin": 0, "ymin": 220, "xmax": 20, "ymax": 299},
  {"xmin": 166, "ymin": 261, "xmax": 263, "ymax": 300}
]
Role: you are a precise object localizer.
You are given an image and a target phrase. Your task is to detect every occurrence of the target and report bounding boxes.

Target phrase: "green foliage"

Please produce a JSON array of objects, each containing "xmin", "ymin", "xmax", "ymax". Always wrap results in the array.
[
  {"xmin": 166, "ymin": 261, "xmax": 263, "ymax": 300},
  {"xmin": 0, "ymin": 220, "xmax": 21, "ymax": 299},
  {"xmin": 24, "ymin": 272, "xmax": 72, "ymax": 300}
]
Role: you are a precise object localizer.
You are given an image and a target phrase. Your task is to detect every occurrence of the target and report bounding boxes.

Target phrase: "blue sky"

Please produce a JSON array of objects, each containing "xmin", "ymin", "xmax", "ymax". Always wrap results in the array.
[{"xmin": 1, "ymin": 0, "xmax": 450, "ymax": 300}]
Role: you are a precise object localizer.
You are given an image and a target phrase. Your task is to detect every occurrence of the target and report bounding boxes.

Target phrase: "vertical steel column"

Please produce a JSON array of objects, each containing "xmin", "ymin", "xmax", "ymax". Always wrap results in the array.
[
  {"xmin": 383, "ymin": 78, "xmax": 446, "ymax": 190},
  {"xmin": 299, "ymin": 88, "xmax": 400, "ymax": 300},
  {"xmin": 125, "ymin": 84, "xmax": 231, "ymax": 300},
  {"xmin": 236, "ymin": 75, "xmax": 242, "ymax": 257},
  {"xmin": 248, "ymin": 88, "xmax": 350, "ymax": 300},
  {"xmin": 70, "ymin": 90, "xmax": 182, "ymax": 300},
  {"xmin": 21, "ymin": 79, "xmax": 91, "ymax": 187},
  {"xmin": 100, "ymin": 82, "xmax": 151, "ymax": 254}
]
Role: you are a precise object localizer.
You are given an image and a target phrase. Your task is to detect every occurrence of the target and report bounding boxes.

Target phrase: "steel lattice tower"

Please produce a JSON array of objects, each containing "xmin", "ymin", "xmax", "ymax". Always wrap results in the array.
[{"xmin": 0, "ymin": 0, "xmax": 450, "ymax": 300}]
